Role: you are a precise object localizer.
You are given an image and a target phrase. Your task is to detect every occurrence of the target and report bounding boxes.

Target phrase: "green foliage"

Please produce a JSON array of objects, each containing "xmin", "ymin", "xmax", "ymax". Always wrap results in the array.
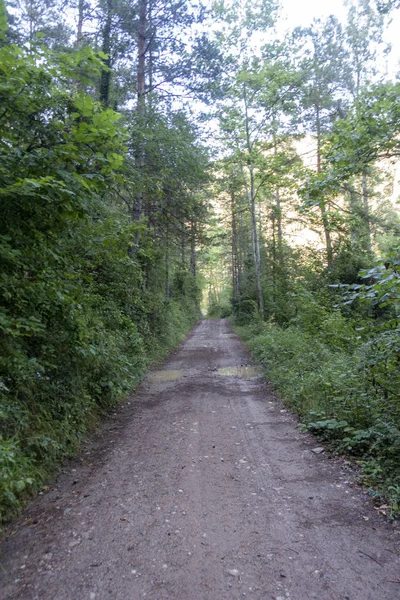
[
  {"xmin": 0, "ymin": 437, "xmax": 37, "ymax": 517},
  {"xmin": 207, "ymin": 300, "xmax": 232, "ymax": 318},
  {"xmin": 0, "ymin": 0, "xmax": 6, "ymax": 41},
  {"xmin": 302, "ymin": 82, "xmax": 400, "ymax": 201},
  {"xmin": 234, "ymin": 280, "xmax": 400, "ymax": 514},
  {"xmin": 336, "ymin": 248, "xmax": 399, "ymax": 312},
  {"xmin": 0, "ymin": 40, "xmax": 205, "ymax": 522}
]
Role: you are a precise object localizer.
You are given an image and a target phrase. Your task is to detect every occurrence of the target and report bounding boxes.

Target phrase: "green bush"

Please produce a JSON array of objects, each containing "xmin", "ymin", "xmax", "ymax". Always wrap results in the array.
[
  {"xmin": 0, "ymin": 43, "xmax": 202, "ymax": 522},
  {"xmin": 235, "ymin": 317, "xmax": 400, "ymax": 514},
  {"xmin": 0, "ymin": 437, "xmax": 38, "ymax": 519},
  {"xmin": 207, "ymin": 301, "xmax": 231, "ymax": 318}
]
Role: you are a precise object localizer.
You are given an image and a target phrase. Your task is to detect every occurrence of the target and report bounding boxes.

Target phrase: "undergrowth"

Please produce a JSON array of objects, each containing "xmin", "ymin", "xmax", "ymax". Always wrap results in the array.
[
  {"xmin": 0, "ymin": 298, "xmax": 197, "ymax": 524},
  {"xmin": 234, "ymin": 318, "xmax": 400, "ymax": 516},
  {"xmin": 0, "ymin": 44, "xmax": 204, "ymax": 524}
]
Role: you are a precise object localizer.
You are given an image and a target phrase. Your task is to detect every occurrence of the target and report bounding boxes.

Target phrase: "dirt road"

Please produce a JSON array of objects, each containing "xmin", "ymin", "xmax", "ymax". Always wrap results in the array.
[{"xmin": 1, "ymin": 319, "xmax": 399, "ymax": 600}]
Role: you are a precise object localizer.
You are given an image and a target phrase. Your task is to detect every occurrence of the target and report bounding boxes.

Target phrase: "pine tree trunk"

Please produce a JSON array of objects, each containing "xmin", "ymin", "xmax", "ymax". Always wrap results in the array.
[
  {"xmin": 362, "ymin": 171, "xmax": 372, "ymax": 254},
  {"xmin": 273, "ymin": 137, "xmax": 283, "ymax": 268},
  {"xmin": 132, "ymin": 0, "xmax": 147, "ymax": 249},
  {"xmin": 345, "ymin": 181, "xmax": 357, "ymax": 248},
  {"xmin": 99, "ymin": 0, "xmax": 112, "ymax": 107},
  {"xmin": 249, "ymin": 166, "xmax": 264, "ymax": 318},
  {"xmin": 316, "ymin": 105, "xmax": 333, "ymax": 268},
  {"xmin": 230, "ymin": 189, "xmax": 240, "ymax": 307},
  {"xmin": 243, "ymin": 83, "xmax": 264, "ymax": 318},
  {"xmin": 271, "ymin": 212, "xmax": 276, "ymax": 304},
  {"xmin": 76, "ymin": 0, "xmax": 84, "ymax": 47},
  {"xmin": 181, "ymin": 226, "xmax": 186, "ymax": 267},
  {"xmin": 189, "ymin": 219, "xmax": 196, "ymax": 277}
]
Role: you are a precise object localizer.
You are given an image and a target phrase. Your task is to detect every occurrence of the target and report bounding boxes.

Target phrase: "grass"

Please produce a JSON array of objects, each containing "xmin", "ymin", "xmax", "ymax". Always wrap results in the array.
[{"xmin": 233, "ymin": 319, "xmax": 400, "ymax": 517}]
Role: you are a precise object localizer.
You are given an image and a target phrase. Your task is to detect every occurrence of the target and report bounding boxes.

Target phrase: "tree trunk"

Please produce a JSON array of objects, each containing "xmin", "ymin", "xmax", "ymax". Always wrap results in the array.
[
  {"xmin": 189, "ymin": 218, "xmax": 196, "ymax": 277},
  {"xmin": 230, "ymin": 189, "xmax": 240, "ymax": 307},
  {"xmin": 271, "ymin": 211, "xmax": 276, "ymax": 304},
  {"xmin": 316, "ymin": 105, "xmax": 333, "ymax": 268},
  {"xmin": 132, "ymin": 0, "xmax": 147, "ymax": 249},
  {"xmin": 249, "ymin": 166, "xmax": 264, "ymax": 318},
  {"xmin": 148, "ymin": 0, "xmax": 154, "ymax": 111},
  {"xmin": 76, "ymin": 0, "xmax": 84, "ymax": 47},
  {"xmin": 273, "ymin": 136, "xmax": 283, "ymax": 268},
  {"xmin": 181, "ymin": 226, "xmax": 186, "ymax": 267},
  {"xmin": 243, "ymin": 83, "xmax": 264, "ymax": 318},
  {"xmin": 362, "ymin": 171, "xmax": 372, "ymax": 254},
  {"xmin": 99, "ymin": 0, "xmax": 112, "ymax": 107},
  {"xmin": 347, "ymin": 182, "xmax": 359, "ymax": 247}
]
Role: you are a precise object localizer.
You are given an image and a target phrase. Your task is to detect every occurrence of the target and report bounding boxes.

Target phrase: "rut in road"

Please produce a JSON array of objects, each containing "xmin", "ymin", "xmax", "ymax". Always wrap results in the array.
[{"xmin": 1, "ymin": 319, "xmax": 399, "ymax": 600}]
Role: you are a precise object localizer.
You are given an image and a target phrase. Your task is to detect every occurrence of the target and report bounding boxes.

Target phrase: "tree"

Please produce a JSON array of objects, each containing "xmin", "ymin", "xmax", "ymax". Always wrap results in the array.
[
  {"xmin": 12, "ymin": 0, "xmax": 73, "ymax": 47},
  {"xmin": 303, "ymin": 82, "xmax": 400, "ymax": 194},
  {"xmin": 0, "ymin": 0, "xmax": 211, "ymax": 518},
  {"xmin": 295, "ymin": 16, "xmax": 349, "ymax": 267},
  {"xmin": 343, "ymin": 0, "xmax": 390, "ymax": 254}
]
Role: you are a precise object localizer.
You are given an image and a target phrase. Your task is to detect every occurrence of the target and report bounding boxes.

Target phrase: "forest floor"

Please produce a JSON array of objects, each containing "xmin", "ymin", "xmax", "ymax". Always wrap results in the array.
[{"xmin": 1, "ymin": 319, "xmax": 399, "ymax": 600}]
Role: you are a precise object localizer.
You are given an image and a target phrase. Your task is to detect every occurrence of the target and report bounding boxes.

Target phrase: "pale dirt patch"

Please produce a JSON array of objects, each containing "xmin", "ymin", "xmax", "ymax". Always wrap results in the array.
[
  {"xmin": 0, "ymin": 319, "xmax": 399, "ymax": 600},
  {"xmin": 145, "ymin": 370, "xmax": 184, "ymax": 383},
  {"xmin": 217, "ymin": 365, "xmax": 263, "ymax": 378}
]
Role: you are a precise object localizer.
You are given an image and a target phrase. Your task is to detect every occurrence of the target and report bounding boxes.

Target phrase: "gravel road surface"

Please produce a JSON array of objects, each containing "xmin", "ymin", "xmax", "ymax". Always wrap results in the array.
[{"xmin": 1, "ymin": 319, "xmax": 399, "ymax": 600}]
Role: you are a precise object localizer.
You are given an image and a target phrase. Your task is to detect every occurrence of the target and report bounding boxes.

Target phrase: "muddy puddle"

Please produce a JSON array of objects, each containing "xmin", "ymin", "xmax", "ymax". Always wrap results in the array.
[
  {"xmin": 146, "ymin": 370, "xmax": 183, "ymax": 383},
  {"xmin": 185, "ymin": 344, "xmax": 215, "ymax": 349},
  {"xmin": 217, "ymin": 365, "xmax": 263, "ymax": 379}
]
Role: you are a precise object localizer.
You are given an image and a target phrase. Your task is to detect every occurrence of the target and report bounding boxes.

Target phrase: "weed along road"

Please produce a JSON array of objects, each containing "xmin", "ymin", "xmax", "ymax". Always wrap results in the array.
[{"xmin": 1, "ymin": 319, "xmax": 399, "ymax": 600}]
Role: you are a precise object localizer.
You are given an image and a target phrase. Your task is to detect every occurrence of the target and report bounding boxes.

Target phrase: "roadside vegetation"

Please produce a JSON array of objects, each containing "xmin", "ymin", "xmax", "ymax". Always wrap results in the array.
[
  {"xmin": 0, "ymin": 2, "xmax": 207, "ymax": 521},
  {"xmin": 1, "ymin": 0, "xmax": 399, "ymax": 521},
  {"xmin": 200, "ymin": 2, "xmax": 400, "ymax": 513},
  {"xmin": 233, "ymin": 249, "xmax": 400, "ymax": 514}
]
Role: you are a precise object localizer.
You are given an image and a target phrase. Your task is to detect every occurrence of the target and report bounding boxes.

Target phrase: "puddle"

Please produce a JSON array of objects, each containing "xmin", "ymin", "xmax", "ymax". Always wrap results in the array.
[
  {"xmin": 185, "ymin": 344, "xmax": 214, "ymax": 349},
  {"xmin": 217, "ymin": 366, "xmax": 263, "ymax": 379},
  {"xmin": 222, "ymin": 334, "xmax": 237, "ymax": 338},
  {"xmin": 147, "ymin": 370, "xmax": 183, "ymax": 383}
]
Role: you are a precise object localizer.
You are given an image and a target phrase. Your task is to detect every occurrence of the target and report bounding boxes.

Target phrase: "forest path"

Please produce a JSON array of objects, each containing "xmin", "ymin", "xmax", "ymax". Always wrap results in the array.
[{"xmin": 1, "ymin": 319, "xmax": 399, "ymax": 600}]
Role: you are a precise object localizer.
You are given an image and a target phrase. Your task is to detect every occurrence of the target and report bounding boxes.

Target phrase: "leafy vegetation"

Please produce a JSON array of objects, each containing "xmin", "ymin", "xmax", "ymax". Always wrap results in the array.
[
  {"xmin": 231, "ymin": 246, "xmax": 399, "ymax": 513},
  {"xmin": 0, "ymin": 2, "xmax": 208, "ymax": 521},
  {"xmin": 235, "ymin": 314, "xmax": 399, "ymax": 514},
  {"xmin": 195, "ymin": 0, "xmax": 400, "ymax": 513},
  {"xmin": 1, "ymin": 0, "xmax": 400, "ymax": 520}
]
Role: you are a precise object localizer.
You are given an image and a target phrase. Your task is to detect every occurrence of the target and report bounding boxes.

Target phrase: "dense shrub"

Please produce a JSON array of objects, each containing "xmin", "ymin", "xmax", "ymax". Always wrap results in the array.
[
  {"xmin": 0, "ymin": 43, "xmax": 202, "ymax": 521},
  {"xmin": 207, "ymin": 300, "xmax": 232, "ymax": 318},
  {"xmin": 235, "ymin": 296, "xmax": 400, "ymax": 514},
  {"xmin": 0, "ymin": 201, "xmax": 200, "ymax": 520}
]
